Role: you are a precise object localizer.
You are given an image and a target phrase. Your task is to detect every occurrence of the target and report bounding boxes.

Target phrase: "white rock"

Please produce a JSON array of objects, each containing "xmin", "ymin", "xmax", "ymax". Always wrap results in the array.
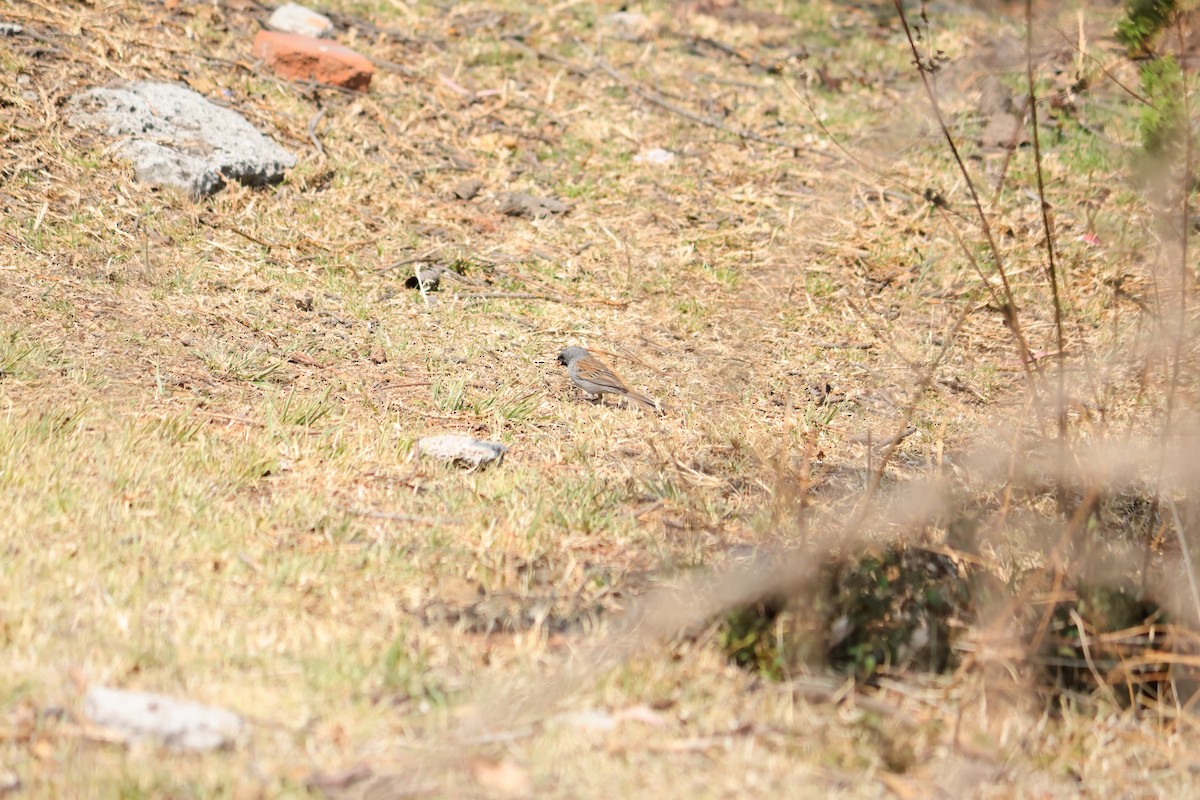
[
  {"xmin": 67, "ymin": 82, "xmax": 297, "ymax": 196},
  {"xmin": 602, "ymin": 11, "xmax": 652, "ymax": 40},
  {"xmin": 634, "ymin": 147, "xmax": 675, "ymax": 165},
  {"xmin": 557, "ymin": 709, "xmax": 617, "ymax": 731},
  {"xmin": 267, "ymin": 3, "xmax": 334, "ymax": 38},
  {"xmin": 83, "ymin": 686, "xmax": 245, "ymax": 751},
  {"xmin": 417, "ymin": 435, "xmax": 507, "ymax": 468}
]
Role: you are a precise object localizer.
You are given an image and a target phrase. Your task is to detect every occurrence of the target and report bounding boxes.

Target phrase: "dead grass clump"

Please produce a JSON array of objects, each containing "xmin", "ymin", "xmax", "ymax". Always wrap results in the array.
[{"xmin": 1038, "ymin": 581, "xmax": 1175, "ymax": 706}]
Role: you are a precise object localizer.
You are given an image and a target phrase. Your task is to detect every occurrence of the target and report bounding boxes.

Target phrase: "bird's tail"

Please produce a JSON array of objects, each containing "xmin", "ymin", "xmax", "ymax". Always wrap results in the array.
[{"xmin": 625, "ymin": 390, "xmax": 664, "ymax": 415}]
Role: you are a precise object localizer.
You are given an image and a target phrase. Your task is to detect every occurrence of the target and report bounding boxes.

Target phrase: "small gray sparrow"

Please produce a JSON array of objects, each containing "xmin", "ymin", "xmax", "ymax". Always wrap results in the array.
[{"xmin": 557, "ymin": 346, "xmax": 661, "ymax": 413}]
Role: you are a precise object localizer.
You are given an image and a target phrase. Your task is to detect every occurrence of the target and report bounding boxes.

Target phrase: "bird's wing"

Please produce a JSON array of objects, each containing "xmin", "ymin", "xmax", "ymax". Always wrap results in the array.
[{"xmin": 574, "ymin": 358, "xmax": 631, "ymax": 393}]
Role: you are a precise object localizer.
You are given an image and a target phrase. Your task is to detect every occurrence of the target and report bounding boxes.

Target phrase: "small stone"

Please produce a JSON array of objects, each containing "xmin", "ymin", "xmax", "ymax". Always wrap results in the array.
[
  {"xmin": 451, "ymin": 177, "xmax": 483, "ymax": 201},
  {"xmin": 633, "ymin": 147, "xmax": 675, "ymax": 165},
  {"xmin": 83, "ymin": 686, "xmax": 244, "ymax": 752},
  {"xmin": 498, "ymin": 192, "xmax": 569, "ymax": 218},
  {"xmin": 602, "ymin": 11, "xmax": 652, "ymax": 40},
  {"xmin": 267, "ymin": 2, "xmax": 334, "ymax": 38},
  {"xmin": 0, "ymin": 22, "xmax": 24, "ymax": 36},
  {"xmin": 558, "ymin": 709, "xmax": 617, "ymax": 731},
  {"xmin": 369, "ymin": 346, "xmax": 387, "ymax": 364},
  {"xmin": 417, "ymin": 434, "xmax": 507, "ymax": 469},
  {"xmin": 253, "ymin": 30, "xmax": 375, "ymax": 92},
  {"xmin": 294, "ymin": 292, "xmax": 314, "ymax": 311}
]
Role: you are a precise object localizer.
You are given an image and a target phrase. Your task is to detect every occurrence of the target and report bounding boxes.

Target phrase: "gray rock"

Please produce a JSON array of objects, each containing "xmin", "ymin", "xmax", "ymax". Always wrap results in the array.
[
  {"xmin": 118, "ymin": 140, "xmax": 225, "ymax": 197},
  {"xmin": 0, "ymin": 22, "xmax": 24, "ymax": 36},
  {"xmin": 83, "ymin": 685, "xmax": 245, "ymax": 751},
  {"xmin": 633, "ymin": 147, "xmax": 675, "ymax": 165},
  {"xmin": 451, "ymin": 177, "xmax": 483, "ymax": 201},
  {"xmin": 67, "ymin": 82, "xmax": 297, "ymax": 196},
  {"xmin": 498, "ymin": 192, "xmax": 569, "ymax": 218},
  {"xmin": 417, "ymin": 434, "xmax": 507, "ymax": 468},
  {"xmin": 267, "ymin": 2, "xmax": 334, "ymax": 38}
]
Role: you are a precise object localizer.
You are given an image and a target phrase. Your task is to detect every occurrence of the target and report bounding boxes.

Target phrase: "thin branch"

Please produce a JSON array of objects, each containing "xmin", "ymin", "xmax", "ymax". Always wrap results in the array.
[
  {"xmin": 1052, "ymin": 27, "xmax": 1151, "ymax": 106},
  {"xmin": 580, "ymin": 41, "xmax": 831, "ymax": 157},
  {"xmin": 458, "ymin": 291, "xmax": 568, "ymax": 303},
  {"xmin": 1025, "ymin": 0, "xmax": 1070, "ymax": 506},
  {"xmin": 307, "ymin": 107, "xmax": 327, "ymax": 157},
  {"xmin": 989, "ymin": 94, "xmax": 1032, "ymax": 204},
  {"xmin": 892, "ymin": 0, "xmax": 1045, "ymax": 432},
  {"xmin": 1168, "ymin": 500, "xmax": 1200, "ymax": 626},
  {"xmin": 230, "ymin": 226, "xmax": 276, "ymax": 249},
  {"xmin": 1151, "ymin": 14, "xmax": 1198, "ymax": 624},
  {"xmin": 376, "ymin": 246, "xmax": 449, "ymax": 274},
  {"xmin": 786, "ymin": 81, "xmax": 952, "ymax": 216},
  {"xmin": 1068, "ymin": 609, "xmax": 1122, "ymax": 707},
  {"xmin": 1175, "ymin": 9, "xmax": 1194, "ymax": 301},
  {"xmin": 343, "ymin": 507, "xmax": 462, "ymax": 526},
  {"xmin": 850, "ymin": 300, "xmax": 974, "ymax": 521}
]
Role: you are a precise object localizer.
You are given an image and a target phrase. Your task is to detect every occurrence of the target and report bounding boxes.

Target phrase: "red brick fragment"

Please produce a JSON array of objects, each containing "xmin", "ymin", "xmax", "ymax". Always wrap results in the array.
[{"xmin": 252, "ymin": 31, "xmax": 375, "ymax": 92}]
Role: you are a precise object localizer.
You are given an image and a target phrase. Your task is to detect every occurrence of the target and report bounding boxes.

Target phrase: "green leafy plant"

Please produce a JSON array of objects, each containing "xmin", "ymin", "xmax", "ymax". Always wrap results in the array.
[
  {"xmin": 1115, "ymin": 0, "xmax": 1186, "ymax": 155},
  {"xmin": 826, "ymin": 547, "xmax": 972, "ymax": 680},
  {"xmin": 1116, "ymin": 0, "xmax": 1177, "ymax": 55},
  {"xmin": 1137, "ymin": 56, "xmax": 1186, "ymax": 156},
  {"xmin": 718, "ymin": 596, "xmax": 790, "ymax": 680}
]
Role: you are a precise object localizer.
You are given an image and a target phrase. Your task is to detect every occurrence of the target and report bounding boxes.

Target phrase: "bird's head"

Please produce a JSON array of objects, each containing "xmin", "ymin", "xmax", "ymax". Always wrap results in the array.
[{"xmin": 557, "ymin": 346, "xmax": 587, "ymax": 367}]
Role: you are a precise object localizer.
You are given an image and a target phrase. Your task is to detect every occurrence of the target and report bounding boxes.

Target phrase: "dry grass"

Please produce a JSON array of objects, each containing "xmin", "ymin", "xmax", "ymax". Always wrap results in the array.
[{"xmin": 2, "ymin": 0, "xmax": 1199, "ymax": 796}]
